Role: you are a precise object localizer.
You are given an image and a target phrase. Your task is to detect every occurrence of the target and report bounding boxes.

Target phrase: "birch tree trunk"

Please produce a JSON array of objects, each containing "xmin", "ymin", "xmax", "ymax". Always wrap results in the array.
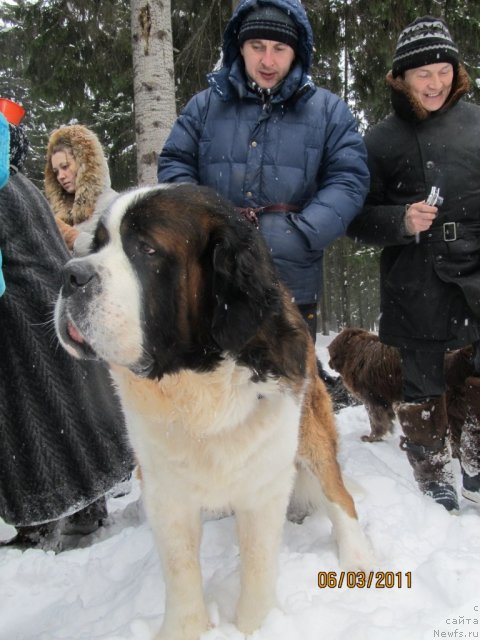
[{"xmin": 131, "ymin": 0, "xmax": 177, "ymax": 185}]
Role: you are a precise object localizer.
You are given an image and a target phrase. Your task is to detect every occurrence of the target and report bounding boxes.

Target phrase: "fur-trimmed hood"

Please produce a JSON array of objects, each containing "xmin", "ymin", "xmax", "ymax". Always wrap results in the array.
[
  {"xmin": 45, "ymin": 124, "xmax": 112, "ymax": 225},
  {"xmin": 386, "ymin": 64, "xmax": 471, "ymax": 122}
]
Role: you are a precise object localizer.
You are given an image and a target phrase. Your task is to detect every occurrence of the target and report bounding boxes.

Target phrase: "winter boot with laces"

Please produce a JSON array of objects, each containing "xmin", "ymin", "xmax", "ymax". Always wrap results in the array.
[
  {"xmin": 400, "ymin": 437, "xmax": 459, "ymax": 511},
  {"xmin": 396, "ymin": 397, "xmax": 459, "ymax": 512}
]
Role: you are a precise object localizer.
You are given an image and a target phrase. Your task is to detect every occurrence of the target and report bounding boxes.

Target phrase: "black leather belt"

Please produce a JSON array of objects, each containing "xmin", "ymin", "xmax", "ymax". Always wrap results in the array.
[
  {"xmin": 419, "ymin": 222, "xmax": 475, "ymax": 243},
  {"xmin": 236, "ymin": 203, "xmax": 301, "ymax": 227}
]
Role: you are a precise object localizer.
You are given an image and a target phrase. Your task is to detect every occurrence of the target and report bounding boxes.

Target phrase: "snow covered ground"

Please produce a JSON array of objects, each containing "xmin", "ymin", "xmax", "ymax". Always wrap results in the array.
[{"xmin": 1, "ymin": 334, "xmax": 479, "ymax": 640}]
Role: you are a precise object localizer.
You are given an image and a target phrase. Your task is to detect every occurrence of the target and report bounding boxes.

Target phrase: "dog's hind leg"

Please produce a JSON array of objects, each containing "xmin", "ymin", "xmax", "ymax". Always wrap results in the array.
[
  {"xmin": 296, "ymin": 377, "xmax": 374, "ymax": 569},
  {"xmin": 362, "ymin": 402, "xmax": 395, "ymax": 442}
]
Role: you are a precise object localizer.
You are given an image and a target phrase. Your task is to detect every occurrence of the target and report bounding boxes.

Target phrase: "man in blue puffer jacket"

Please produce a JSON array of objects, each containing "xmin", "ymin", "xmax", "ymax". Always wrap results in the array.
[{"xmin": 158, "ymin": 0, "xmax": 369, "ymax": 342}]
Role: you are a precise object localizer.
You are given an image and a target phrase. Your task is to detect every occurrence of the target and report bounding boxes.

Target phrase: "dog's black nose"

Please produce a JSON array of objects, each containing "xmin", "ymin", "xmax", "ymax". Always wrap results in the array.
[{"xmin": 62, "ymin": 260, "xmax": 96, "ymax": 297}]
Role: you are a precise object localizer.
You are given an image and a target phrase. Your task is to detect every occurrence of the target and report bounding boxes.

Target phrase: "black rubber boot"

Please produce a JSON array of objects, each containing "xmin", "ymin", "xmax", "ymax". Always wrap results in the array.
[
  {"xmin": 62, "ymin": 496, "xmax": 108, "ymax": 535},
  {"xmin": 316, "ymin": 358, "xmax": 359, "ymax": 412},
  {"xmin": 3, "ymin": 520, "xmax": 64, "ymax": 552},
  {"xmin": 462, "ymin": 470, "xmax": 480, "ymax": 505}
]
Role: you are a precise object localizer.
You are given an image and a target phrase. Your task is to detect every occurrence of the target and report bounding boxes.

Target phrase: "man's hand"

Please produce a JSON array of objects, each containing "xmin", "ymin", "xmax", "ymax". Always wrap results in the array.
[{"xmin": 404, "ymin": 201, "xmax": 438, "ymax": 235}]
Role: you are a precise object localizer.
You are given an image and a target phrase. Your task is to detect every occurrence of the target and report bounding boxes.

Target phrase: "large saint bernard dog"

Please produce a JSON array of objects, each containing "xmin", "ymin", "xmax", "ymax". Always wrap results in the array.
[{"xmin": 55, "ymin": 184, "xmax": 372, "ymax": 640}]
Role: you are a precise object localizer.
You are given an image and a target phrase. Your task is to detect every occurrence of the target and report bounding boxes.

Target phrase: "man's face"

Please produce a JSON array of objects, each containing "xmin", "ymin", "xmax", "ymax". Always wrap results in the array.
[
  {"xmin": 404, "ymin": 62, "xmax": 454, "ymax": 112},
  {"xmin": 241, "ymin": 39, "xmax": 295, "ymax": 89}
]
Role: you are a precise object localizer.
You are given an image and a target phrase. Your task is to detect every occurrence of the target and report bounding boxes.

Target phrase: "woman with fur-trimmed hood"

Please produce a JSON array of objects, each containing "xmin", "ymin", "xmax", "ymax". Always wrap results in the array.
[
  {"xmin": 348, "ymin": 17, "xmax": 480, "ymax": 512},
  {"xmin": 45, "ymin": 124, "xmax": 116, "ymax": 251}
]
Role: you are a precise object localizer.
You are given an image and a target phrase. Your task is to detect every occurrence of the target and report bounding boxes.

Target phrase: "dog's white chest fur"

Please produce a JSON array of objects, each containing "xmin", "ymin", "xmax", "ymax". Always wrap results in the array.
[{"xmin": 111, "ymin": 358, "xmax": 303, "ymax": 511}]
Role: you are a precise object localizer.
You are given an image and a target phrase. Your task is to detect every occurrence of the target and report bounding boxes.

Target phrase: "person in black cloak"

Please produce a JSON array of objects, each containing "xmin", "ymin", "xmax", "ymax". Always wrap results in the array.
[{"xmin": 0, "ymin": 109, "xmax": 133, "ymax": 549}]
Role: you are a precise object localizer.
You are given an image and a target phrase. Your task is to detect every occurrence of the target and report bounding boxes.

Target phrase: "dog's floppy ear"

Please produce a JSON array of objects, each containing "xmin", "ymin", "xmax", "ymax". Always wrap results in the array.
[{"xmin": 210, "ymin": 220, "xmax": 282, "ymax": 352}]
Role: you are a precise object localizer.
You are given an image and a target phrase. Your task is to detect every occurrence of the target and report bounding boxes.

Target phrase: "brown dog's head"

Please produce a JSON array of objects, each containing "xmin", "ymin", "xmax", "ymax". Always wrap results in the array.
[
  {"xmin": 327, "ymin": 328, "xmax": 376, "ymax": 374},
  {"xmin": 55, "ymin": 184, "xmax": 309, "ymax": 382}
]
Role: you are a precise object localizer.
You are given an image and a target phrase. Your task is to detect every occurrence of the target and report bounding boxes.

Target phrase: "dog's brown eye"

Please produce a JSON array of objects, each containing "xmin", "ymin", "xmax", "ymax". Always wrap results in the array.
[{"xmin": 140, "ymin": 241, "xmax": 156, "ymax": 255}]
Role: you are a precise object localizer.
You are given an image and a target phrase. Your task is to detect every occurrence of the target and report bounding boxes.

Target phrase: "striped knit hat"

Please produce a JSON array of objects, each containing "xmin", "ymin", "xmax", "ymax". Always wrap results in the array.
[
  {"xmin": 392, "ymin": 16, "xmax": 459, "ymax": 78},
  {"xmin": 238, "ymin": 5, "xmax": 298, "ymax": 50}
]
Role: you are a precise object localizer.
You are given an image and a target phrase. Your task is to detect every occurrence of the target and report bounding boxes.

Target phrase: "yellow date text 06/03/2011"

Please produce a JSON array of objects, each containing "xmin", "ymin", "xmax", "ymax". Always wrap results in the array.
[{"xmin": 317, "ymin": 571, "xmax": 412, "ymax": 589}]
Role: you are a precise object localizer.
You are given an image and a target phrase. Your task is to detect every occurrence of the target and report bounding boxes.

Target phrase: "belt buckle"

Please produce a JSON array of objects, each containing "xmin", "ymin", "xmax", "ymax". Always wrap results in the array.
[{"xmin": 443, "ymin": 222, "xmax": 457, "ymax": 242}]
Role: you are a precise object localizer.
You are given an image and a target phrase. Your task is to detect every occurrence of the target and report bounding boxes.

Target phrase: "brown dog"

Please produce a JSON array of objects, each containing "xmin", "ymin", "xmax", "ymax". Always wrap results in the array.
[
  {"xmin": 55, "ymin": 185, "xmax": 372, "ymax": 640},
  {"xmin": 328, "ymin": 328, "xmax": 474, "ymax": 446}
]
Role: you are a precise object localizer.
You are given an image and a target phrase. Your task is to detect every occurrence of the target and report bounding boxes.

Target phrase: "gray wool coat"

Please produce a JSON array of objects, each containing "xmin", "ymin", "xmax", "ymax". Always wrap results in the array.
[{"xmin": 0, "ymin": 172, "xmax": 133, "ymax": 526}]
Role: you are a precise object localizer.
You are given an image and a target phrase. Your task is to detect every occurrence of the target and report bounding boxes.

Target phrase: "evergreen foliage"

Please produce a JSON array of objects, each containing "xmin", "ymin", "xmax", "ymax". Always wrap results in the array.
[
  {"xmin": 1, "ymin": 0, "xmax": 479, "ymax": 329},
  {"xmin": 0, "ymin": 0, "xmax": 134, "ymax": 188}
]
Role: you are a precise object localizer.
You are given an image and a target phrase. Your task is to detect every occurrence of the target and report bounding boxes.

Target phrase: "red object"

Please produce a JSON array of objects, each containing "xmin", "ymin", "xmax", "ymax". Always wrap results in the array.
[{"xmin": 0, "ymin": 98, "xmax": 25, "ymax": 125}]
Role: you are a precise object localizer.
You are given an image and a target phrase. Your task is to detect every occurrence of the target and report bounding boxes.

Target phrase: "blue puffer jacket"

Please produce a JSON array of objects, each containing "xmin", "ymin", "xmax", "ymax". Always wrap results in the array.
[{"xmin": 158, "ymin": 0, "xmax": 369, "ymax": 304}]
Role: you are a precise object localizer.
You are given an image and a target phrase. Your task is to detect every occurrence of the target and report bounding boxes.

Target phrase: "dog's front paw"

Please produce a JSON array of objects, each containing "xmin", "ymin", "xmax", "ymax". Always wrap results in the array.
[
  {"xmin": 236, "ymin": 614, "xmax": 263, "ymax": 636},
  {"xmin": 236, "ymin": 594, "xmax": 276, "ymax": 635},
  {"xmin": 154, "ymin": 612, "xmax": 211, "ymax": 640},
  {"xmin": 338, "ymin": 529, "xmax": 376, "ymax": 572}
]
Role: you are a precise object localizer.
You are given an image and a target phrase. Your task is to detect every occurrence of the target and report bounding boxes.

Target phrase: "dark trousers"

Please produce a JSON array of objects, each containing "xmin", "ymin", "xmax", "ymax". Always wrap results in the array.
[
  {"xmin": 297, "ymin": 302, "xmax": 318, "ymax": 343},
  {"xmin": 399, "ymin": 349, "xmax": 445, "ymax": 402},
  {"xmin": 400, "ymin": 341, "xmax": 480, "ymax": 402},
  {"xmin": 398, "ymin": 349, "xmax": 447, "ymax": 447}
]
